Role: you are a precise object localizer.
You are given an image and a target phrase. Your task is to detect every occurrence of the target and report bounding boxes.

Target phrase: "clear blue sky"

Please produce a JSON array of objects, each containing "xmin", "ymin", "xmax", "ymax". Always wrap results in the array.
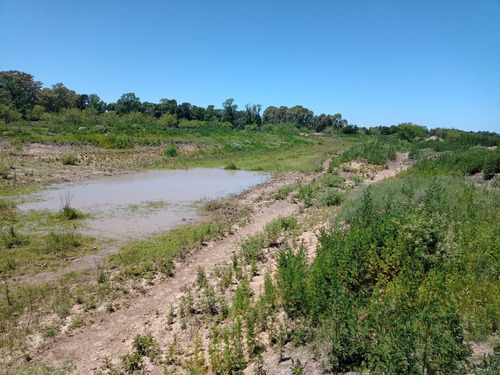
[{"xmin": 1, "ymin": 0, "xmax": 499, "ymax": 132}]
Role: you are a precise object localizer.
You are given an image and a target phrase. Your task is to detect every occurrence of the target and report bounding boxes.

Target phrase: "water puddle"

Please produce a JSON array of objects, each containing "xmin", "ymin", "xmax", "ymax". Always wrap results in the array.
[{"xmin": 19, "ymin": 168, "xmax": 269, "ymax": 240}]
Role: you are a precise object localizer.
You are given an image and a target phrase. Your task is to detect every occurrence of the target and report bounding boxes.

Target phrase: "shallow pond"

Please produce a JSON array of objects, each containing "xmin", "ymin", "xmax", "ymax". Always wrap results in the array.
[{"xmin": 19, "ymin": 168, "xmax": 268, "ymax": 239}]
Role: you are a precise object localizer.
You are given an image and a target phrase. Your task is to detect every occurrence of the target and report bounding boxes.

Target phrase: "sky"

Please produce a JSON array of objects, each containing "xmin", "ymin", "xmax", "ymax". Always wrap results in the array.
[{"xmin": 1, "ymin": 0, "xmax": 499, "ymax": 133}]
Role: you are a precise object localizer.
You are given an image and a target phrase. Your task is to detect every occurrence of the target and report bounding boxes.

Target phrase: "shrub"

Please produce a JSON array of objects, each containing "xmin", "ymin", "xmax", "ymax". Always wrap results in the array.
[
  {"xmin": 224, "ymin": 161, "xmax": 238, "ymax": 170},
  {"xmin": 61, "ymin": 154, "xmax": 78, "ymax": 165},
  {"xmin": 164, "ymin": 144, "xmax": 178, "ymax": 157},
  {"xmin": 321, "ymin": 190, "xmax": 344, "ymax": 206}
]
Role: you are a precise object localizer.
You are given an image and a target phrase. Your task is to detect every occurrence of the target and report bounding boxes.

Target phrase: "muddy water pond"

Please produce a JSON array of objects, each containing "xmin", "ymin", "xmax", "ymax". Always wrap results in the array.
[{"xmin": 20, "ymin": 168, "xmax": 268, "ymax": 240}]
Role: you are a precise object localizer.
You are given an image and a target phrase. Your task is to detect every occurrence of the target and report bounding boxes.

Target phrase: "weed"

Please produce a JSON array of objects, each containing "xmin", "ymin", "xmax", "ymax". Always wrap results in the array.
[
  {"xmin": 232, "ymin": 277, "xmax": 251, "ymax": 315},
  {"xmin": 122, "ymin": 351, "xmax": 143, "ymax": 373},
  {"xmin": 69, "ymin": 316, "xmax": 85, "ymax": 330},
  {"xmin": 196, "ymin": 266, "xmax": 207, "ymax": 287},
  {"xmin": 224, "ymin": 161, "xmax": 238, "ymax": 170},
  {"xmin": 45, "ymin": 230, "xmax": 81, "ymax": 253},
  {"xmin": 164, "ymin": 144, "xmax": 178, "ymax": 157},
  {"xmin": 133, "ymin": 332, "xmax": 160, "ymax": 359},
  {"xmin": 61, "ymin": 154, "xmax": 78, "ymax": 165}
]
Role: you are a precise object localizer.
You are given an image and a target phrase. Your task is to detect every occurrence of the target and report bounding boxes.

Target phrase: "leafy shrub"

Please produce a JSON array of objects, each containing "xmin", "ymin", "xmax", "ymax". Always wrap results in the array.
[
  {"xmin": 224, "ymin": 161, "xmax": 238, "ymax": 170},
  {"xmin": 321, "ymin": 190, "xmax": 344, "ymax": 206},
  {"xmin": 133, "ymin": 332, "xmax": 160, "ymax": 359},
  {"xmin": 405, "ymin": 147, "xmax": 500, "ymax": 179},
  {"xmin": 61, "ymin": 154, "xmax": 77, "ymax": 165},
  {"xmin": 338, "ymin": 137, "xmax": 407, "ymax": 165},
  {"xmin": 164, "ymin": 144, "xmax": 178, "ymax": 157},
  {"xmin": 276, "ymin": 177, "xmax": 499, "ymax": 372}
]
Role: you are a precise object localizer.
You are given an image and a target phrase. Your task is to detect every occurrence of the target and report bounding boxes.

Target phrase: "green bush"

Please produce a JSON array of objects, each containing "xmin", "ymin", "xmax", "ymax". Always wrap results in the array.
[
  {"xmin": 164, "ymin": 144, "xmax": 178, "ymax": 157},
  {"xmin": 61, "ymin": 154, "xmax": 78, "ymax": 165},
  {"xmin": 276, "ymin": 177, "xmax": 500, "ymax": 373}
]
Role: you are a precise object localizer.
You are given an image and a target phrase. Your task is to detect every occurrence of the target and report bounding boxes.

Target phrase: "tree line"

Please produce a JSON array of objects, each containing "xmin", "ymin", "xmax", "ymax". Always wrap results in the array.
[{"xmin": 0, "ymin": 70, "xmax": 349, "ymax": 132}]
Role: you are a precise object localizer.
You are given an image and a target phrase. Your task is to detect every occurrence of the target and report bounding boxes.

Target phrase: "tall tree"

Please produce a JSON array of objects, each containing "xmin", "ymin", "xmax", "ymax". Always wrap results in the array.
[
  {"xmin": 314, "ymin": 113, "xmax": 332, "ymax": 132},
  {"xmin": 244, "ymin": 104, "xmax": 262, "ymax": 126},
  {"xmin": 204, "ymin": 105, "xmax": 220, "ymax": 122},
  {"xmin": 287, "ymin": 105, "xmax": 314, "ymax": 128},
  {"xmin": 221, "ymin": 98, "xmax": 237, "ymax": 125},
  {"xmin": 179, "ymin": 102, "xmax": 192, "ymax": 120},
  {"xmin": 38, "ymin": 83, "xmax": 79, "ymax": 112},
  {"xmin": 0, "ymin": 70, "xmax": 42, "ymax": 116},
  {"xmin": 115, "ymin": 93, "xmax": 141, "ymax": 114},
  {"xmin": 88, "ymin": 93, "xmax": 107, "ymax": 113}
]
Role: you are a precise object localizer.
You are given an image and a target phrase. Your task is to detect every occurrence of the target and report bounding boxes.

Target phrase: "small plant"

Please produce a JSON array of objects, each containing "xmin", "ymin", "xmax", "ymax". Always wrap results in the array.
[
  {"xmin": 202, "ymin": 284, "xmax": 218, "ymax": 315},
  {"xmin": 224, "ymin": 161, "xmax": 238, "ymax": 170},
  {"xmin": 45, "ymin": 230, "xmax": 81, "ymax": 253},
  {"xmin": 232, "ymin": 277, "xmax": 251, "ymax": 315},
  {"xmin": 59, "ymin": 190, "xmax": 84, "ymax": 220},
  {"xmin": 166, "ymin": 303, "xmax": 175, "ymax": 325},
  {"xmin": 133, "ymin": 332, "xmax": 160, "ymax": 359},
  {"xmin": 164, "ymin": 144, "xmax": 178, "ymax": 157},
  {"xmin": 42, "ymin": 327, "xmax": 57, "ymax": 339},
  {"xmin": 83, "ymin": 296, "xmax": 97, "ymax": 311},
  {"xmin": 97, "ymin": 269, "xmax": 108, "ymax": 284},
  {"xmin": 196, "ymin": 266, "xmax": 207, "ymax": 287},
  {"xmin": 69, "ymin": 316, "xmax": 85, "ymax": 330},
  {"xmin": 291, "ymin": 358, "xmax": 304, "ymax": 375},
  {"xmin": 122, "ymin": 351, "xmax": 143, "ymax": 373},
  {"xmin": 253, "ymin": 354, "xmax": 266, "ymax": 375},
  {"xmin": 61, "ymin": 154, "xmax": 78, "ymax": 165},
  {"xmin": 321, "ymin": 190, "xmax": 344, "ymax": 207}
]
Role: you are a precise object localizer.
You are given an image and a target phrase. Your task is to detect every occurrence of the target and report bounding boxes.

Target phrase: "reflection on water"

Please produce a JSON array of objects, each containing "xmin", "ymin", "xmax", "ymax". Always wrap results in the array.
[{"xmin": 19, "ymin": 168, "xmax": 268, "ymax": 239}]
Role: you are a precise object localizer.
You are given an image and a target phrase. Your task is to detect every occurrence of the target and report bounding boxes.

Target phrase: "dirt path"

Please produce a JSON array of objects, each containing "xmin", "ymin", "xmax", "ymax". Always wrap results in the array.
[
  {"xmin": 366, "ymin": 152, "xmax": 410, "ymax": 184},
  {"xmin": 30, "ymin": 175, "xmax": 305, "ymax": 374}
]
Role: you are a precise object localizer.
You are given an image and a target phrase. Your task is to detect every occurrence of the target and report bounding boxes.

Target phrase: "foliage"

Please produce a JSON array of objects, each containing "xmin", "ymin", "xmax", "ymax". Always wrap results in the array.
[
  {"xmin": 404, "ymin": 147, "xmax": 500, "ymax": 179},
  {"xmin": 60, "ymin": 154, "xmax": 78, "ymax": 165},
  {"xmin": 335, "ymin": 137, "xmax": 408, "ymax": 165},
  {"xmin": 164, "ymin": 144, "xmax": 178, "ymax": 157},
  {"xmin": 277, "ymin": 177, "xmax": 500, "ymax": 373}
]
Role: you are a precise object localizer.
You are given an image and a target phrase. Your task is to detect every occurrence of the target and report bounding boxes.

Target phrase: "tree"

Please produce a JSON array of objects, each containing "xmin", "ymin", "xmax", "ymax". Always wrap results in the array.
[
  {"xmin": 190, "ymin": 105, "xmax": 206, "ymax": 121},
  {"xmin": 287, "ymin": 105, "xmax": 314, "ymax": 128},
  {"xmin": 115, "ymin": 93, "xmax": 141, "ymax": 114},
  {"xmin": 244, "ymin": 104, "xmax": 262, "ymax": 126},
  {"xmin": 0, "ymin": 104, "xmax": 22, "ymax": 123},
  {"xmin": 178, "ymin": 102, "xmax": 192, "ymax": 120},
  {"xmin": 38, "ymin": 83, "xmax": 79, "ymax": 112},
  {"xmin": 263, "ymin": 105, "xmax": 288, "ymax": 124},
  {"xmin": 204, "ymin": 105, "xmax": 220, "ymax": 122},
  {"xmin": 314, "ymin": 113, "xmax": 332, "ymax": 132},
  {"xmin": 75, "ymin": 94, "xmax": 89, "ymax": 110},
  {"xmin": 395, "ymin": 123, "xmax": 428, "ymax": 141},
  {"xmin": 88, "ymin": 94, "xmax": 106, "ymax": 113},
  {"xmin": 159, "ymin": 98, "xmax": 178, "ymax": 116},
  {"xmin": 221, "ymin": 98, "xmax": 237, "ymax": 125},
  {"xmin": 0, "ymin": 70, "xmax": 42, "ymax": 116}
]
